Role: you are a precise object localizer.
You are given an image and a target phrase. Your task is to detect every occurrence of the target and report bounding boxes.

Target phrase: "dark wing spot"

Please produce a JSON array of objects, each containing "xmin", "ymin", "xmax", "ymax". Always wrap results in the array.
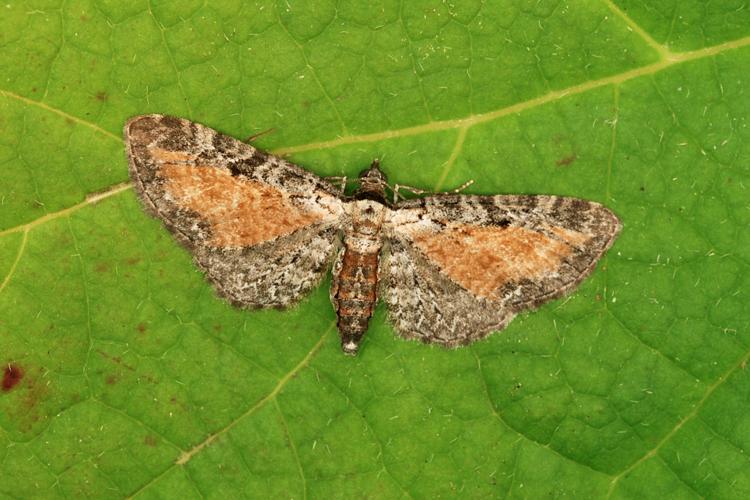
[
  {"xmin": 278, "ymin": 168, "xmax": 306, "ymax": 185},
  {"xmin": 160, "ymin": 115, "xmax": 182, "ymax": 129},
  {"xmin": 440, "ymin": 198, "xmax": 461, "ymax": 206},
  {"xmin": 212, "ymin": 133, "xmax": 237, "ymax": 155},
  {"xmin": 570, "ymin": 198, "xmax": 590, "ymax": 212},
  {"xmin": 244, "ymin": 150, "xmax": 269, "ymax": 169},
  {"xmin": 228, "ymin": 163, "xmax": 243, "ymax": 177},
  {"xmin": 519, "ymin": 195, "xmax": 539, "ymax": 209}
]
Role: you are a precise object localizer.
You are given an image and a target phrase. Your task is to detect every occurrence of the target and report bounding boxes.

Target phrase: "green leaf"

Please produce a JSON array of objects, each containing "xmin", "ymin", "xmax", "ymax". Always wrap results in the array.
[{"xmin": 1, "ymin": 0, "xmax": 749, "ymax": 498}]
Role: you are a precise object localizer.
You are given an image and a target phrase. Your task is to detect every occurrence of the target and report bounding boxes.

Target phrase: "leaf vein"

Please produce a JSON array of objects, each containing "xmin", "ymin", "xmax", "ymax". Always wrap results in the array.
[
  {"xmin": 607, "ymin": 345, "xmax": 750, "ymax": 496},
  {"xmin": 0, "ymin": 229, "xmax": 29, "ymax": 296},
  {"xmin": 125, "ymin": 326, "xmax": 330, "ymax": 498}
]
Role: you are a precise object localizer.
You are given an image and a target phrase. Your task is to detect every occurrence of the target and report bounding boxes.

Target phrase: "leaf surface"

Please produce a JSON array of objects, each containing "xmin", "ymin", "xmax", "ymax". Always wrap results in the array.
[{"xmin": 1, "ymin": 1, "xmax": 749, "ymax": 498}]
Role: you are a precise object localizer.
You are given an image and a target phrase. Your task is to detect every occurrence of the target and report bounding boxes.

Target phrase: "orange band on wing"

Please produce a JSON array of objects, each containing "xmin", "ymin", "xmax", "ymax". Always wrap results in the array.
[
  {"xmin": 158, "ymin": 162, "xmax": 328, "ymax": 247},
  {"xmin": 412, "ymin": 225, "xmax": 584, "ymax": 299}
]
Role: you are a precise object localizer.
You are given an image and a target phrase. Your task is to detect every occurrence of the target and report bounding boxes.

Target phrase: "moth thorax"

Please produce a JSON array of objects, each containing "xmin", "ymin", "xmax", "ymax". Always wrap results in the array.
[{"xmin": 344, "ymin": 234, "xmax": 381, "ymax": 253}]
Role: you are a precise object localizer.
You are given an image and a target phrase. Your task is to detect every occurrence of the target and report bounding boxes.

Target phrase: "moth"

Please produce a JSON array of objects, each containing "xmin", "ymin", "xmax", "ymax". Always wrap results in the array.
[{"xmin": 125, "ymin": 115, "xmax": 621, "ymax": 355}]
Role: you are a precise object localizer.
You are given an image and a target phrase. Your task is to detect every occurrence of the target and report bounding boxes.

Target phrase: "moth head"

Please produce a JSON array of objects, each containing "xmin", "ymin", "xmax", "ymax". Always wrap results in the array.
[
  {"xmin": 354, "ymin": 159, "xmax": 389, "ymax": 204},
  {"xmin": 358, "ymin": 159, "xmax": 388, "ymax": 184}
]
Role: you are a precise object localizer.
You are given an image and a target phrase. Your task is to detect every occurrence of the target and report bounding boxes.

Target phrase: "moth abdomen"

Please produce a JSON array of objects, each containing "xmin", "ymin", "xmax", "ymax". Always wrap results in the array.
[{"xmin": 332, "ymin": 247, "xmax": 381, "ymax": 355}]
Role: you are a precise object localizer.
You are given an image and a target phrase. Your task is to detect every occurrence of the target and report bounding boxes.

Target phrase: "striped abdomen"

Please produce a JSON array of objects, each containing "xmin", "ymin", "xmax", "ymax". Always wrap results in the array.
[{"xmin": 331, "ymin": 200, "xmax": 385, "ymax": 354}]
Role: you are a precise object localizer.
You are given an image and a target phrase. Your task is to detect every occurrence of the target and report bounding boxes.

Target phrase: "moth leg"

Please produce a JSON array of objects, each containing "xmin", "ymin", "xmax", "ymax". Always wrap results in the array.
[
  {"xmin": 447, "ymin": 179, "xmax": 475, "ymax": 194},
  {"xmin": 328, "ymin": 246, "xmax": 346, "ymax": 308},
  {"xmin": 325, "ymin": 176, "xmax": 349, "ymax": 195},
  {"xmin": 392, "ymin": 179, "xmax": 475, "ymax": 203},
  {"xmin": 392, "ymin": 184, "xmax": 429, "ymax": 203}
]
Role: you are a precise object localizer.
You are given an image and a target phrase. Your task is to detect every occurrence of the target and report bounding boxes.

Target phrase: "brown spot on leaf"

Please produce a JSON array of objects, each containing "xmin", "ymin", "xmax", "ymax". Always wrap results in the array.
[
  {"xmin": 106, "ymin": 374, "xmax": 117, "ymax": 385},
  {"xmin": 95, "ymin": 262, "xmax": 110, "ymax": 273},
  {"xmin": 95, "ymin": 91, "xmax": 107, "ymax": 101},
  {"xmin": 144, "ymin": 435, "xmax": 158, "ymax": 447},
  {"xmin": 136, "ymin": 323, "xmax": 147, "ymax": 333},
  {"xmin": 555, "ymin": 154, "xmax": 577, "ymax": 167},
  {"xmin": 97, "ymin": 350, "xmax": 136, "ymax": 371},
  {"xmin": 2, "ymin": 363, "xmax": 24, "ymax": 392},
  {"xmin": 3, "ymin": 366, "xmax": 51, "ymax": 433},
  {"xmin": 125, "ymin": 257, "xmax": 141, "ymax": 266},
  {"xmin": 139, "ymin": 373, "xmax": 158, "ymax": 384}
]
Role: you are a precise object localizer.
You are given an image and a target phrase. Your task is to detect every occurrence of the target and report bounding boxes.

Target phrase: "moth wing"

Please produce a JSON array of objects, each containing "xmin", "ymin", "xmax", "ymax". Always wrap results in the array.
[
  {"xmin": 380, "ymin": 236, "xmax": 518, "ymax": 347},
  {"xmin": 381, "ymin": 194, "xmax": 621, "ymax": 346},
  {"xmin": 125, "ymin": 114, "xmax": 346, "ymax": 308}
]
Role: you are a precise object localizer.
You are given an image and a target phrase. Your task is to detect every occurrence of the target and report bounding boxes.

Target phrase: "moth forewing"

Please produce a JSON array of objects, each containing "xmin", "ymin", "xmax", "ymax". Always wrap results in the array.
[{"xmin": 124, "ymin": 114, "xmax": 345, "ymax": 309}]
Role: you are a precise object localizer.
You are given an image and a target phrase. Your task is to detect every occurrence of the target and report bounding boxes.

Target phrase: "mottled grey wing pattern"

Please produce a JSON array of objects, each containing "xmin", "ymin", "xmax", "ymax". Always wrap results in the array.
[
  {"xmin": 381, "ymin": 194, "xmax": 621, "ymax": 346},
  {"xmin": 381, "ymin": 237, "xmax": 517, "ymax": 347},
  {"xmin": 125, "ymin": 114, "xmax": 346, "ymax": 308},
  {"xmin": 202, "ymin": 225, "xmax": 342, "ymax": 308}
]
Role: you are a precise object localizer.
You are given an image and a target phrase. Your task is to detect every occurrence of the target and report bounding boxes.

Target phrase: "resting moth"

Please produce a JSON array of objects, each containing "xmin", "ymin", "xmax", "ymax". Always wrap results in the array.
[{"xmin": 125, "ymin": 115, "xmax": 621, "ymax": 355}]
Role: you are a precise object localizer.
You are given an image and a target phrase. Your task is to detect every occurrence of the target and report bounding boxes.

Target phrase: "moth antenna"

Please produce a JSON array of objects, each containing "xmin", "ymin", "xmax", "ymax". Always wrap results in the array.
[{"xmin": 244, "ymin": 127, "xmax": 276, "ymax": 143}]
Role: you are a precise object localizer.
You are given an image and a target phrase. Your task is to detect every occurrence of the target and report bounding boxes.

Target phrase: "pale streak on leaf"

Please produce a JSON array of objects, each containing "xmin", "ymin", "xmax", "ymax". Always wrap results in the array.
[
  {"xmin": 470, "ymin": 348, "xmax": 611, "ymax": 481},
  {"xmin": 274, "ymin": 35, "xmax": 750, "ymax": 156},
  {"xmin": 274, "ymin": 398, "xmax": 307, "ymax": 500},
  {"xmin": 433, "ymin": 125, "xmax": 468, "ymax": 192},
  {"xmin": 126, "ymin": 326, "xmax": 331, "ymax": 498},
  {"xmin": 603, "ymin": 0, "xmax": 674, "ymax": 61},
  {"xmin": 0, "ymin": 34, "xmax": 747, "ymax": 176},
  {"xmin": 607, "ymin": 347, "xmax": 750, "ymax": 498},
  {"xmin": 175, "ymin": 326, "xmax": 330, "ymax": 465},
  {"xmin": 0, "ymin": 183, "xmax": 132, "ymax": 238},
  {"xmin": 0, "ymin": 229, "xmax": 28, "ymax": 295},
  {"xmin": 605, "ymin": 85, "xmax": 621, "ymax": 203},
  {"xmin": 0, "ymin": 90, "xmax": 121, "ymax": 142}
]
